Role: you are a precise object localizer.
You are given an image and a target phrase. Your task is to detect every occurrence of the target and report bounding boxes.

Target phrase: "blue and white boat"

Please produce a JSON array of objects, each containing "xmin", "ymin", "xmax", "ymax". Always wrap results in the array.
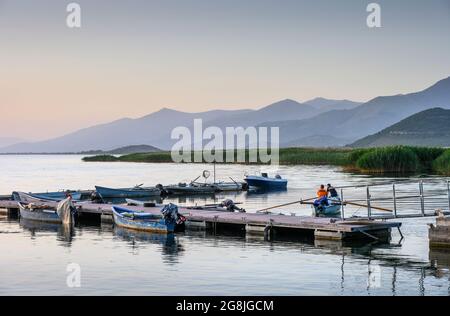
[
  {"xmin": 313, "ymin": 197, "xmax": 342, "ymax": 217},
  {"xmin": 96, "ymin": 185, "xmax": 161, "ymax": 199},
  {"xmin": 18, "ymin": 202, "xmax": 62, "ymax": 224},
  {"xmin": 244, "ymin": 173, "xmax": 288, "ymax": 190},
  {"xmin": 13, "ymin": 191, "xmax": 81, "ymax": 203},
  {"xmin": 111, "ymin": 204, "xmax": 184, "ymax": 234},
  {"xmin": 31, "ymin": 191, "xmax": 82, "ymax": 201}
]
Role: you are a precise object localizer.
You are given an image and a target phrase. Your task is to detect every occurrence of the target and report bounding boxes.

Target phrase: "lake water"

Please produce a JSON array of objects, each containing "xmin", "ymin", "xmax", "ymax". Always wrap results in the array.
[{"xmin": 1, "ymin": 155, "xmax": 449, "ymax": 295}]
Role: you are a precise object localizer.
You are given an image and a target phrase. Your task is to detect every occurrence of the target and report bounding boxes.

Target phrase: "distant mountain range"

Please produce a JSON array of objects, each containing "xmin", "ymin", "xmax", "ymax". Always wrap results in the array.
[
  {"xmin": 1, "ymin": 75, "xmax": 449, "ymax": 153},
  {"xmin": 350, "ymin": 108, "xmax": 450, "ymax": 147},
  {"xmin": 0, "ymin": 145, "xmax": 161, "ymax": 155},
  {"xmin": 258, "ymin": 76, "xmax": 450, "ymax": 146},
  {"xmin": 303, "ymin": 97, "xmax": 362, "ymax": 111},
  {"xmin": 0, "ymin": 137, "xmax": 25, "ymax": 148}
]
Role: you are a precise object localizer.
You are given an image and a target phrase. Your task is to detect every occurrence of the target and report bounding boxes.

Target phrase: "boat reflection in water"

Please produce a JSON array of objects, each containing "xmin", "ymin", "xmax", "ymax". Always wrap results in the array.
[
  {"xmin": 113, "ymin": 226, "xmax": 184, "ymax": 263},
  {"xmin": 19, "ymin": 218, "xmax": 75, "ymax": 245}
]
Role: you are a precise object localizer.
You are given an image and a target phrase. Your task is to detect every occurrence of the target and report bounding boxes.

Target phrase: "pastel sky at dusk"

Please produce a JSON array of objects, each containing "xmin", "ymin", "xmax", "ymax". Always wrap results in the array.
[{"xmin": 1, "ymin": 0, "xmax": 449, "ymax": 140}]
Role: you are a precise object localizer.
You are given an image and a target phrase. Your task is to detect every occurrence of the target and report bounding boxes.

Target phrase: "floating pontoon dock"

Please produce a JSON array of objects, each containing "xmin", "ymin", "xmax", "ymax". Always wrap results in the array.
[{"xmin": 0, "ymin": 199, "xmax": 400, "ymax": 241}]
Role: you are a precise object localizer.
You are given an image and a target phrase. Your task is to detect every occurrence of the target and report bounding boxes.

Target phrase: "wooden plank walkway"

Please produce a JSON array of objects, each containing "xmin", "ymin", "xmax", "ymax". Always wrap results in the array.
[{"xmin": 0, "ymin": 199, "xmax": 401, "ymax": 241}]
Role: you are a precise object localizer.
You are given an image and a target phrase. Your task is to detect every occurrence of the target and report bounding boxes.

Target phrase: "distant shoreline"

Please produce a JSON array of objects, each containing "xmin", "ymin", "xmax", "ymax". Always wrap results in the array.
[
  {"xmin": 81, "ymin": 146, "xmax": 450, "ymax": 176},
  {"xmin": 0, "ymin": 145, "xmax": 161, "ymax": 156}
]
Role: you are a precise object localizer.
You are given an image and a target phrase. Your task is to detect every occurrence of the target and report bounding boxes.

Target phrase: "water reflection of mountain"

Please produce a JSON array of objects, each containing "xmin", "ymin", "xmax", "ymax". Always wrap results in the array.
[
  {"xmin": 113, "ymin": 227, "xmax": 184, "ymax": 264},
  {"xmin": 19, "ymin": 218, "xmax": 74, "ymax": 245}
]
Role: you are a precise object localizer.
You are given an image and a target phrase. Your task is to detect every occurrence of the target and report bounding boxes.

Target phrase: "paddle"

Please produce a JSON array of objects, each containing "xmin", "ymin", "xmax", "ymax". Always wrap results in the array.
[
  {"xmin": 229, "ymin": 177, "xmax": 240, "ymax": 188},
  {"xmin": 256, "ymin": 197, "xmax": 316, "ymax": 213},
  {"xmin": 190, "ymin": 176, "xmax": 201, "ymax": 185},
  {"xmin": 343, "ymin": 201, "xmax": 393, "ymax": 213},
  {"xmin": 300, "ymin": 200, "xmax": 393, "ymax": 212}
]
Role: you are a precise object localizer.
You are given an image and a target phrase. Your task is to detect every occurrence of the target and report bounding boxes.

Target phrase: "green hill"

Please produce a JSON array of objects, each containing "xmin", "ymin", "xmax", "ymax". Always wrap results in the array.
[
  {"xmin": 80, "ymin": 144, "xmax": 161, "ymax": 155},
  {"xmin": 351, "ymin": 108, "xmax": 450, "ymax": 147}
]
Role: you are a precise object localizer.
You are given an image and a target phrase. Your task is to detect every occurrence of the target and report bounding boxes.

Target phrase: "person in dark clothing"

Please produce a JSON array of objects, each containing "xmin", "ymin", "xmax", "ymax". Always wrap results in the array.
[{"xmin": 327, "ymin": 184, "xmax": 338, "ymax": 198}]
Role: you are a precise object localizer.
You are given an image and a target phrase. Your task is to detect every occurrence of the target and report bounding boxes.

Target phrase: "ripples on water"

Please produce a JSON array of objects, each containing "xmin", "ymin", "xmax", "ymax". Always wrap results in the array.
[{"xmin": 0, "ymin": 155, "xmax": 449, "ymax": 295}]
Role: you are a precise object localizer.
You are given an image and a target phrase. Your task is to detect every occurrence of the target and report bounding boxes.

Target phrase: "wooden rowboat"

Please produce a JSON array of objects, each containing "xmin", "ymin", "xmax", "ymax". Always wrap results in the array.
[
  {"xmin": 95, "ymin": 185, "xmax": 161, "ymax": 198},
  {"xmin": 18, "ymin": 202, "xmax": 62, "ymax": 224}
]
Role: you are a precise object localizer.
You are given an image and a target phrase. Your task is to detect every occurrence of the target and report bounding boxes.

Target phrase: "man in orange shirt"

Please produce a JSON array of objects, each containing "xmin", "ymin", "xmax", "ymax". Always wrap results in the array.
[
  {"xmin": 317, "ymin": 184, "xmax": 327, "ymax": 199},
  {"xmin": 314, "ymin": 184, "xmax": 328, "ymax": 210}
]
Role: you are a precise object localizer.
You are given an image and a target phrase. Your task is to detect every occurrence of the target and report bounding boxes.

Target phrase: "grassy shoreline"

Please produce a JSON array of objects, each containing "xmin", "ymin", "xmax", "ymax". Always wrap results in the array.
[{"xmin": 82, "ymin": 146, "xmax": 450, "ymax": 175}]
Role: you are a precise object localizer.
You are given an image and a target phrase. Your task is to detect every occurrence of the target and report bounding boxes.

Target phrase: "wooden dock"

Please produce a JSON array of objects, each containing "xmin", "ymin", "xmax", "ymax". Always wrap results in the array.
[{"xmin": 0, "ymin": 199, "xmax": 401, "ymax": 241}]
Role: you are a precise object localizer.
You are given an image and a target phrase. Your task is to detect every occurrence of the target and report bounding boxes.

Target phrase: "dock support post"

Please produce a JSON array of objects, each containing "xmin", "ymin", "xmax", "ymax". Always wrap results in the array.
[
  {"xmin": 397, "ymin": 227, "xmax": 404, "ymax": 240},
  {"xmin": 185, "ymin": 221, "xmax": 207, "ymax": 230},
  {"xmin": 366, "ymin": 186, "xmax": 372, "ymax": 219},
  {"xmin": 419, "ymin": 181, "xmax": 425, "ymax": 216},
  {"xmin": 264, "ymin": 225, "xmax": 272, "ymax": 241},
  {"xmin": 100, "ymin": 214, "xmax": 113, "ymax": 224},
  {"xmin": 447, "ymin": 180, "xmax": 450, "ymax": 212},
  {"xmin": 5, "ymin": 208, "xmax": 19, "ymax": 217},
  {"xmin": 392, "ymin": 184, "xmax": 397, "ymax": 218},
  {"xmin": 213, "ymin": 215, "xmax": 218, "ymax": 235},
  {"xmin": 315, "ymin": 230, "xmax": 344, "ymax": 240},
  {"xmin": 341, "ymin": 188, "xmax": 345, "ymax": 220}
]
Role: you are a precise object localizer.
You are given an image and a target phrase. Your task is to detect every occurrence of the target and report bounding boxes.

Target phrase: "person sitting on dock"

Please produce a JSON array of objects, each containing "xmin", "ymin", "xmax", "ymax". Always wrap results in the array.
[
  {"xmin": 327, "ymin": 184, "xmax": 338, "ymax": 198},
  {"xmin": 314, "ymin": 184, "xmax": 328, "ymax": 209}
]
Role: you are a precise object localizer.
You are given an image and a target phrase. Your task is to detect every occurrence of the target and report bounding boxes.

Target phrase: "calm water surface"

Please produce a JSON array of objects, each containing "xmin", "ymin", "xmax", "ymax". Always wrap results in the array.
[{"xmin": 0, "ymin": 155, "xmax": 449, "ymax": 295}]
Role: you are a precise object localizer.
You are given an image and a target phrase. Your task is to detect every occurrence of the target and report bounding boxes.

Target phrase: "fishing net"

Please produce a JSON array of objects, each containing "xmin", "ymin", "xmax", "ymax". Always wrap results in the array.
[{"xmin": 57, "ymin": 197, "xmax": 74, "ymax": 225}]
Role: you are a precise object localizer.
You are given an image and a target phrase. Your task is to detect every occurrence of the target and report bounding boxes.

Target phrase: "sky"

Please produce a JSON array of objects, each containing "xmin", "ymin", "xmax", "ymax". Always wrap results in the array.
[{"xmin": 1, "ymin": 0, "xmax": 449, "ymax": 141}]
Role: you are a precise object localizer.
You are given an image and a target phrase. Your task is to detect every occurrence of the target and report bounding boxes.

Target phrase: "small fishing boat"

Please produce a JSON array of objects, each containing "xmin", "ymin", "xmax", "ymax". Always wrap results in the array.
[
  {"xmin": 13, "ymin": 192, "xmax": 51, "ymax": 203},
  {"xmin": 215, "ymin": 181, "xmax": 247, "ymax": 192},
  {"xmin": 18, "ymin": 202, "xmax": 62, "ymax": 224},
  {"xmin": 125, "ymin": 198, "xmax": 159, "ymax": 207},
  {"xmin": 13, "ymin": 191, "xmax": 82, "ymax": 202},
  {"xmin": 164, "ymin": 182, "xmax": 219, "ymax": 195},
  {"xmin": 244, "ymin": 173, "xmax": 288, "ymax": 190},
  {"xmin": 313, "ymin": 197, "xmax": 342, "ymax": 217},
  {"xmin": 32, "ymin": 191, "xmax": 82, "ymax": 201},
  {"xmin": 186, "ymin": 199, "xmax": 245, "ymax": 213},
  {"xmin": 111, "ymin": 203, "xmax": 185, "ymax": 234},
  {"xmin": 95, "ymin": 185, "xmax": 161, "ymax": 199},
  {"xmin": 165, "ymin": 181, "xmax": 245, "ymax": 195}
]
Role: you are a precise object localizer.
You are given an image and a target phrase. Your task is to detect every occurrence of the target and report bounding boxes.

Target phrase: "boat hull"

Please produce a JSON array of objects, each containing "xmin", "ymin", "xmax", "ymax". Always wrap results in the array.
[
  {"xmin": 165, "ymin": 182, "xmax": 244, "ymax": 195},
  {"xmin": 14, "ymin": 191, "xmax": 82, "ymax": 202},
  {"xmin": 244, "ymin": 176, "xmax": 287, "ymax": 190},
  {"xmin": 165, "ymin": 186, "xmax": 217, "ymax": 195},
  {"xmin": 313, "ymin": 198, "xmax": 342, "ymax": 217},
  {"xmin": 112, "ymin": 206, "xmax": 175, "ymax": 234},
  {"xmin": 31, "ymin": 192, "xmax": 82, "ymax": 201},
  {"xmin": 19, "ymin": 203, "xmax": 62, "ymax": 224},
  {"xmin": 96, "ymin": 186, "xmax": 161, "ymax": 198}
]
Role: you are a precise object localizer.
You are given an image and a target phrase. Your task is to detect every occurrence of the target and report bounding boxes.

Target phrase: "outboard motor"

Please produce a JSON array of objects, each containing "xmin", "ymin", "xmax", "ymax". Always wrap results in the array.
[
  {"xmin": 90, "ymin": 191, "xmax": 104, "ymax": 203},
  {"xmin": 161, "ymin": 203, "xmax": 186, "ymax": 231},
  {"xmin": 156, "ymin": 183, "xmax": 169, "ymax": 197}
]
